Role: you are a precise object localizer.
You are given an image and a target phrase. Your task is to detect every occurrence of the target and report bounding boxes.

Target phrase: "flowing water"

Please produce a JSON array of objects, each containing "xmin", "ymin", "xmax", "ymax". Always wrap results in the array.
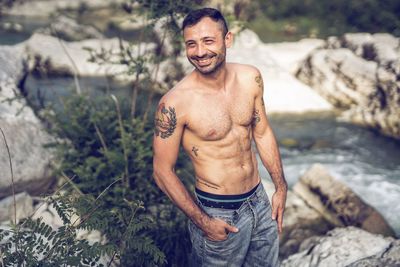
[{"xmin": 258, "ymin": 112, "xmax": 400, "ymax": 237}]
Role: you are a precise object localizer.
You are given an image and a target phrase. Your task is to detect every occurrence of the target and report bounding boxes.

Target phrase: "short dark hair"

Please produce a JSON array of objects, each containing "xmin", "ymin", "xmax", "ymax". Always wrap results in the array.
[{"xmin": 182, "ymin": 7, "xmax": 228, "ymax": 36}]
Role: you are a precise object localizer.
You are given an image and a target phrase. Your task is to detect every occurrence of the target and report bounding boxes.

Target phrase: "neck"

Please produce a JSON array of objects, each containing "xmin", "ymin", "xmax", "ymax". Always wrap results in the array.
[{"xmin": 195, "ymin": 62, "xmax": 227, "ymax": 91}]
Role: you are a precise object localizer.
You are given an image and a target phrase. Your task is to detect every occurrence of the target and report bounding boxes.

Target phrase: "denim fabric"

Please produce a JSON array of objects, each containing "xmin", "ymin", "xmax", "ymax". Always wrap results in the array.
[{"xmin": 188, "ymin": 183, "xmax": 280, "ymax": 267}]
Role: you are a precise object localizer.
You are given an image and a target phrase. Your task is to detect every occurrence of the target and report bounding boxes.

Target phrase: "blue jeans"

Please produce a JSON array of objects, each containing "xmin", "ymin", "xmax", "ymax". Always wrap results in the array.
[{"xmin": 188, "ymin": 183, "xmax": 280, "ymax": 267}]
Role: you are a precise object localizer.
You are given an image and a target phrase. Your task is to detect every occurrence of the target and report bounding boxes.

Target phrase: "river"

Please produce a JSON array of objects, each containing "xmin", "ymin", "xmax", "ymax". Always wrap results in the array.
[{"xmin": 259, "ymin": 112, "xmax": 400, "ymax": 237}]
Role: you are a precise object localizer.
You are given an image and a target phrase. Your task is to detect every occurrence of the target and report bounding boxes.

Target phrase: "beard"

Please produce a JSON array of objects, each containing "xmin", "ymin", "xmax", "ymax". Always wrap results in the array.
[{"xmin": 188, "ymin": 50, "xmax": 226, "ymax": 75}]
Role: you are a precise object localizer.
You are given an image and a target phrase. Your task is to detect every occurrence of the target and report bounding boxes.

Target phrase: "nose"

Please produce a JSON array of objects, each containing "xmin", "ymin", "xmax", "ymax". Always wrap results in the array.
[{"xmin": 195, "ymin": 44, "xmax": 206, "ymax": 58}]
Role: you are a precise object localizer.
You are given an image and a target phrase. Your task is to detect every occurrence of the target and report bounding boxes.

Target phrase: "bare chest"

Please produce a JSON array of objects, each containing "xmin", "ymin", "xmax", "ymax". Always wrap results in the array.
[{"xmin": 186, "ymin": 92, "xmax": 254, "ymax": 140}]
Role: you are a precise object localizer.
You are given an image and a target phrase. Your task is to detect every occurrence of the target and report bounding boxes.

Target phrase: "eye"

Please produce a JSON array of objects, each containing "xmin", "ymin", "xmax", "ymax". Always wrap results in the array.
[
  {"xmin": 186, "ymin": 42, "xmax": 196, "ymax": 48},
  {"xmin": 205, "ymin": 39, "xmax": 214, "ymax": 44}
]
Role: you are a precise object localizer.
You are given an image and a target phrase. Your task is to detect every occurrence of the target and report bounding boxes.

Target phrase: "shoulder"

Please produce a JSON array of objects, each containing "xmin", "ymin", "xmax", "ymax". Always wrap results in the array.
[
  {"xmin": 228, "ymin": 63, "xmax": 263, "ymax": 95},
  {"xmin": 157, "ymin": 77, "xmax": 191, "ymax": 119},
  {"xmin": 229, "ymin": 63, "xmax": 261, "ymax": 84}
]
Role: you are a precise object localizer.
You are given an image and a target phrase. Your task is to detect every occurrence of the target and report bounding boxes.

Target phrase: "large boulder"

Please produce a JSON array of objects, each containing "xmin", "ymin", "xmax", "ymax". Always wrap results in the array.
[
  {"xmin": 293, "ymin": 164, "xmax": 395, "ymax": 237},
  {"xmin": 263, "ymin": 180, "xmax": 332, "ymax": 260},
  {"xmin": 282, "ymin": 227, "xmax": 398, "ymax": 267},
  {"xmin": 24, "ymin": 33, "xmax": 132, "ymax": 78},
  {"xmin": 22, "ymin": 33, "xmax": 170, "ymax": 89},
  {"xmin": 179, "ymin": 29, "xmax": 333, "ymax": 114},
  {"xmin": 0, "ymin": 44, "xmax": 55, "ymax": 199},
  {"xmin": 36, "ymin": 15, "xmax": 105, "ymax": 42},
  {"xmin": 296, "ymin": 33, "xmax": 400, "ymax": 140},
  {"xmin": 279, "ymin": 190, "xmax": 332, "ymax": 259}
]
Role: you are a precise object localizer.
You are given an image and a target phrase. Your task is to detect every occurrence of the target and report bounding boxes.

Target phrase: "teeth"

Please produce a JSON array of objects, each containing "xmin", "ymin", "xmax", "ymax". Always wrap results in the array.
[{"xmin": 198, "ymin": 58, "xmax": 211, "ymax": 63}]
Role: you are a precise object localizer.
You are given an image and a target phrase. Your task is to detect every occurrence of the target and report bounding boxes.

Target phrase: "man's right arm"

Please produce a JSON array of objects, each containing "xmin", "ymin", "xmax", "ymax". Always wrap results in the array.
[{"xmin": 152, "ymin": 97, "xmax": 238, "ymax": 241}]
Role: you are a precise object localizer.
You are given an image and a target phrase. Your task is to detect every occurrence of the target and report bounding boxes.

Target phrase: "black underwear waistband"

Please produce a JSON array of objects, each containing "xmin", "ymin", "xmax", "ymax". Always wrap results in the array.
[{"xmin": 195, "ymin": 182, "xmax": 260, "ymax": 210}]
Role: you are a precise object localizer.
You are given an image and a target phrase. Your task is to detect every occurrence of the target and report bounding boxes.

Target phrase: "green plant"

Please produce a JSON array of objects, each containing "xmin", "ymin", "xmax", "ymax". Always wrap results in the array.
[
  {"xmin": 45, "ymin": 94, "xmax": 194, "ymax": 266},
  {"xmin": 0, "ymin": 190, "xmax": 165, "ymax": 267}
]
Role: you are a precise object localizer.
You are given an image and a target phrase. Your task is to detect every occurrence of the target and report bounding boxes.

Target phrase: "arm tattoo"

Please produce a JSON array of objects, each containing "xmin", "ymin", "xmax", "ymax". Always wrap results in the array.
[
  {"xmin": 192, "ymin": 146, "xmax": 199, "ymax": 157},
  {"xmin": 252, "ymin": 109, "xmax": 261, "ymax": 126},
  {"xmin": 255, "ymin": 74, "xmax": 263, "ymax": 91},
  {"xmin": 256, "ymin": 75, "xmax": 265, "ymax": 106},
  {"xmin": 154, "ymin": 103, "xmax": 177, "ymax": 139}
]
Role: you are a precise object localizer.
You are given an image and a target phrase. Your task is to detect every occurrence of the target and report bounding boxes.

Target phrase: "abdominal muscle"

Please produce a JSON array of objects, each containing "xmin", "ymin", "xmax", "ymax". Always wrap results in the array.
[{"xmin": 182, "ymin": 127, "xmax": 261, "ymax": 195}]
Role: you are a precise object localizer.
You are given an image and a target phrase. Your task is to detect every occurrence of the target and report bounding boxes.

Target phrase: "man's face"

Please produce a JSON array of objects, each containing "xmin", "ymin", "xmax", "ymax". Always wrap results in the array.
[{"xmin": 183, "ymin": 17, "xmax": 230, "ymax": 75}]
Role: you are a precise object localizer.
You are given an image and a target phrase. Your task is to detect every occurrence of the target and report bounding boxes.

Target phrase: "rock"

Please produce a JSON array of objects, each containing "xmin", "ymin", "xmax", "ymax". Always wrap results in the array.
[
  {"xmin": 225, "ymin": 29, "xmax": 333, "ymax": 114},
  {"xmin": 32, "ymin": 201, "xmax": 65, "ymax": 229},
  {"xmin": 297, "ymin": 33, "xmax": 400, "ymax": 140},
  {"xmin": 280, "ymin": 138, "xmax": 299, "ymax": 148},
  {"xmin": 36, "ymin": 15, "xmax": 104, "ymax": 41},
  {"xmin": 293, "ymin": 164, "xmax": 395, "ymax": 237},
  {"xmin": 348, "ymin": 239, "xmax": 400, "ymax": 267},
  {"xmin": 24, "ymin": 33, "xmax": 157, "ymax": 83},
  {"xmin": 262, "ymin": 180, "xmax": 333, "ymax": 259},
  {"xmin": 3, "ymin": 0, "xmax": 126, "ymax": 17},
  {"xmin": 262, "ymin": 38, "xmax": 325, "ymax": 74},
  {"xmin": 0, "ymin": 192, "xmax": 33, "ymax": 222},
  {"xmin": 342, "ymin": 33, "xmax": 399, "ymax": 65},
  {"xmin": 0, "ymin": 44, "xmax": 55, "ymax": 199},
  {"xmin": 282, "ymin": 227, "xmax": 395, "ymax": 267},
  {"xmin": 280, "ymin": 190, "xmax": 332, "ymax": 259}
]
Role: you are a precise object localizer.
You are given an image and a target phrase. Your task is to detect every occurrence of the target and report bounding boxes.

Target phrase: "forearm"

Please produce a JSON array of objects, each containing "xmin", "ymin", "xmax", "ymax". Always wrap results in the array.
[
  {"xmin": 254, "ymin": 129, "xmax": 287, "ymax": 192},
  {"xmin": 153, "ymin": 168, "xmax": 210, "ymax": 227}
]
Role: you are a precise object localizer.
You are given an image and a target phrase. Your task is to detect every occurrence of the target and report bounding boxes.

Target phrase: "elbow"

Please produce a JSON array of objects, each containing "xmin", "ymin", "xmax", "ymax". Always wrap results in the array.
[
  {"xmin": 152, "ymin": 167, "xmax": 164, "ymax": 191},
  {"xmin": 152, "ymin": 164, "xmax": 172, "ymax": 193}
]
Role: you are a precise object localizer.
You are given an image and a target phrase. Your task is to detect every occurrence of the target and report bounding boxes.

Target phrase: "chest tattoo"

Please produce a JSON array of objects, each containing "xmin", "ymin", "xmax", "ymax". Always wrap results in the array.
[{"xmin": 192, "ymin": 146, "xmax": 199, "ymax": 157}]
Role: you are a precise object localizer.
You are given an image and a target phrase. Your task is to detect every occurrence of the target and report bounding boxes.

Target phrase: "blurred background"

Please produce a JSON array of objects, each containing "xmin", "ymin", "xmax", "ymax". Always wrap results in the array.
[{"xmin": 0, "ymin": 0, "xmax": 399, "ymax": 266}]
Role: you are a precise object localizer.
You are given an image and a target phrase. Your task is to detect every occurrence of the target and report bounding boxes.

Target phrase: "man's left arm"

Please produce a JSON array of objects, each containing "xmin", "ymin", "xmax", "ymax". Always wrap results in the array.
[{"xmin": 251, "ymin": 70, "xmax": 287, "ymax": 234}]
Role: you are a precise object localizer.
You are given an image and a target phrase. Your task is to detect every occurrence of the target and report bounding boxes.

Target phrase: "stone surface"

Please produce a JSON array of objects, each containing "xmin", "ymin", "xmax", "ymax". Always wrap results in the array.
[
  {"xmin": 230, "ymin": 30, "xmax": 332, "ymax": 114},
  {"xmin": 282, "ymin": 227, "xmax": 394, "ymax": 267},
  {"xmin": 3, "ymin": 0, "xmax": 126, "ymax": 17},
  {"xmin": 262, "ymin": 38, "xmax": 325, "ymax": 74},
  {"xmin": 293, "ymin": 164, "xmax": 395, "ymax": 237},
  {"xmin": 24, "ymin": 33, "xmax": 160, "ymax": 85},
  {"xmin": 348, "ymin": 239, "xmax": 400, "ymax": 267},
  {"xmin": 0, "ymin": 192, "xmax": 33, "ymax": 222},
  {"xmin": 32, "ymin": 201, "xmax": 64, "ymax": 229},
  {"xmin": 36, "ymin": 15, "xmax": 104, "ymax": 41},
  {"xmin": 263, "ymin": 180, "xmax": 332, "ymax": 259},
  {"xmin": 0, "ymin": 44, "xmax": 55, "ymax": 199},
  {"xmin": 297, "ymin": 33, "xmax": 400, "ymax": 139},
  {"xmin": 280, "ymin": 190, "xmax": 332, "ymax": 259}
]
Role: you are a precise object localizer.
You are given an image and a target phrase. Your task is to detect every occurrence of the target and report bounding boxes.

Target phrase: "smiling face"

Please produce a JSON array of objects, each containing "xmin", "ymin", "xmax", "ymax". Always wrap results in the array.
[{"xmin": 183, "ymin": 17, "xmax": 232, "ymax": 75}]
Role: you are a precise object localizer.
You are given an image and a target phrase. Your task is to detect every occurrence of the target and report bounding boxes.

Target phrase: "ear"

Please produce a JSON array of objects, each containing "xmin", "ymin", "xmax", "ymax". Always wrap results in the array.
[{"xmin": 224, "ymin": 31, "xmax": 233, "ymax": 48}]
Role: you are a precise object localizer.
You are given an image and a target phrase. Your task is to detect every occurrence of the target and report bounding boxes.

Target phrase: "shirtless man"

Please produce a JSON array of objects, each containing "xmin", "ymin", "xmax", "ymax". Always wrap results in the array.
[{"xmin": 152, "ymin": 7, "xmax": 287, "ymax": 267}]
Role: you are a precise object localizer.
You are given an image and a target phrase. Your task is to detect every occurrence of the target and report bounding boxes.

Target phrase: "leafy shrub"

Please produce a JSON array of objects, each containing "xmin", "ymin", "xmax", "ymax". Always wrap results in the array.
[{"xmin": 45, "ymin": 94, "xmax": 194, "ymax": 266}]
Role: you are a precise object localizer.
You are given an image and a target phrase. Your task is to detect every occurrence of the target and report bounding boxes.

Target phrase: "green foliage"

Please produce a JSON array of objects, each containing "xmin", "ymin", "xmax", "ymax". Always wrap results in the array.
[
  {"xmin": 0, "ymin": 190, "xmax": 166, "ymax": 266},
  {"xmin": 0, "ymin": 201, "xmax": 109, "ymax": 266},
  {"xmin": 245, "ymin": 0, "xmax": 400, "ymax": 40},
  {"xmin": 45, "ymin": 94, "xmax": 194, "ymax": 266}
]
